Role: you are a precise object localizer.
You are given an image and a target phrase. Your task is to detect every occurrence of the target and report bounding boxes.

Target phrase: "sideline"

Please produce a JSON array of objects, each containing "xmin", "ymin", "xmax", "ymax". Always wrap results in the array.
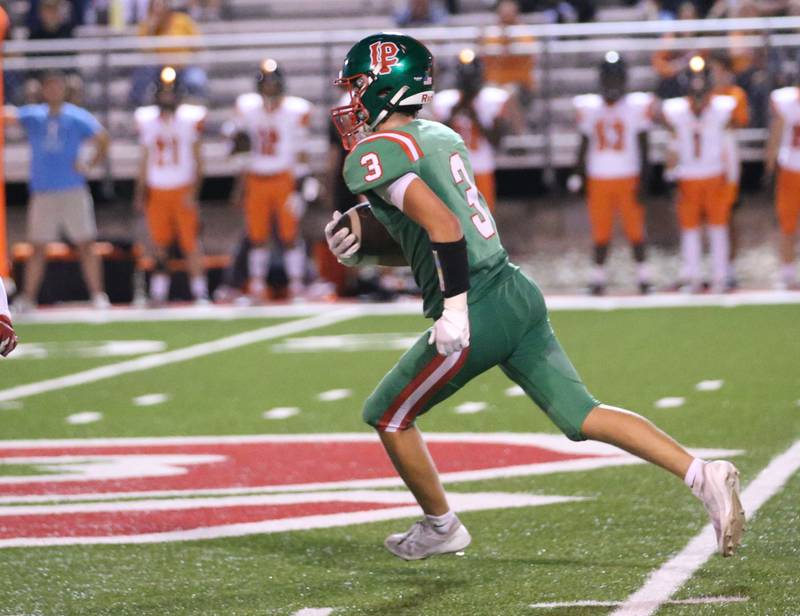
[{"xmin": 11, "ymin": 290, "xmax": 800, "ymax": 324}]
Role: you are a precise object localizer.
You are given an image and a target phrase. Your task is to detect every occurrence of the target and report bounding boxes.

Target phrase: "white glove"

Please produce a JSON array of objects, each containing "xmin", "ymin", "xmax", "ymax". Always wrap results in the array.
[
  {"xmin": 428, "ymin": 293, "xmax": 470, "ymax": 356},
  {"xmin": 324, "ymin": 211, "xmax": 360, "ymax": 265}
]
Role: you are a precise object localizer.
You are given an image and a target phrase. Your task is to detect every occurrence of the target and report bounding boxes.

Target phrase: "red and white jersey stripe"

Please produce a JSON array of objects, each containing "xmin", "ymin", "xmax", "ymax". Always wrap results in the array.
[{"xmin": 356, "ymin": 131, "xmax": 423, "ymax": 163}]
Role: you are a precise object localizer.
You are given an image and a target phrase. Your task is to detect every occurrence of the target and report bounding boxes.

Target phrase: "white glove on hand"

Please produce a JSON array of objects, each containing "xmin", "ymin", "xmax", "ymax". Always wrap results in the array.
[
  {"xmin": 428, "ymin": 292, "xmax": 470, "ymax": 356},
  {"xmin": 324, "ymin": 211, "xmax": 361, "ymax": 265}
]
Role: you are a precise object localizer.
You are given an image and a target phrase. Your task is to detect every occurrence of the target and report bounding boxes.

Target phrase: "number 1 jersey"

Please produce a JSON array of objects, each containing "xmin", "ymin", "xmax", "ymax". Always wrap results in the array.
[{"xmin": 343, "ymin": 119, "xmax": 510, "ymax": 319}]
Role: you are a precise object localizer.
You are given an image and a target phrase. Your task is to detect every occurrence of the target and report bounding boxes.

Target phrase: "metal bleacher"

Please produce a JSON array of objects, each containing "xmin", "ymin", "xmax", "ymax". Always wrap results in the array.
[{"xmin": 3, "ymin": 4, "xmax": 797, "ymax": 184}]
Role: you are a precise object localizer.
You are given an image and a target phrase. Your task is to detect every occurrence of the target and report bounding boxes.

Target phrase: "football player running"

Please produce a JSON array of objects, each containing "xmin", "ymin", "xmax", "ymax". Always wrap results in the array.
[
  {"xmin": 0, "ymin": 278, "xmax": 18, "ymax": 357},
  {"xmin": 571, "ymin": 52, "xmax": 653, "ymax": 295},
  {"xmin": 134, "ymin": 67, "xmax": 209, "ymax": 305},
  {"xmin": 326, "ymin": 33, "xmax": 744, "ymax": 561},
  {"xmin": 230, "ymin": 59, "xmax": 313, "ymax": 301}
]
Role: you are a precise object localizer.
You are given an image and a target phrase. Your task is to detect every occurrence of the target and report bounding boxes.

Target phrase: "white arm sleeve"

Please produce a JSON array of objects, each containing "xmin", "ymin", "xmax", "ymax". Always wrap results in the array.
[
  {"xmin": 0, "ymin": 278, "xmax": 9, "ymax": 320},
  {"xmin": 375, "ymin": 172, "xmax": 419, "ymax": 210}
]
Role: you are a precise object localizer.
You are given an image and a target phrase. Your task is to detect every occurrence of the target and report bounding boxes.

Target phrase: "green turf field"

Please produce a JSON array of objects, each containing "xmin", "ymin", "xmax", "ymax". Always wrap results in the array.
[{"xmin": 0, "ymin": 303, "xmax": 798, "ymax": 615}]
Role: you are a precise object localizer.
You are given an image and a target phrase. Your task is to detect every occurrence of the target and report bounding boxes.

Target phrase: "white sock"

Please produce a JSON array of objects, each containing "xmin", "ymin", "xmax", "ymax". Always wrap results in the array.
[
  {"xmin": 589, "ymin": 265, "xmax": 607, "ymax": 286},
  {"xmin": 781, "ymin": 263, "xmax": 796, "ymax": 285},
  {"xmin": 190, "ymin": 275, "xmax": 208, "ymax": 300},
  {"xmin": 248, "ymin": 247, "xmax": 269, "ymax": 280},
  {"xmin": 684, "ymin": 457, "xmax": 705, "ymax": 490},
  {"xmin": 708, "ymin": 225, "xmax": 730, "ymax": 289},
  {"xmin": 425, "ymin": 510, "xmax": 457, "ymax": 534},
  {"xmin": 150, "ymin": 273, "xmax": 170, "ymax": 302},
  {"xmin": 680, "ymin": 228, "xmax": 702, "ymax": 286},
  {"xmin": 636, "ymin": 262, "xmax": 651, "ymax": 284},
  {"xmin": 284, "ymin": 243, "xmax": 306, "ymax": 287}
]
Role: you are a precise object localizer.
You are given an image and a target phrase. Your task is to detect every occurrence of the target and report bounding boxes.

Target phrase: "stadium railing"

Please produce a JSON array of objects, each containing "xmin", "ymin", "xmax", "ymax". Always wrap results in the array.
[{"xmin": 3, "ymin": 16, "xmax": 800, "ymax": 182}]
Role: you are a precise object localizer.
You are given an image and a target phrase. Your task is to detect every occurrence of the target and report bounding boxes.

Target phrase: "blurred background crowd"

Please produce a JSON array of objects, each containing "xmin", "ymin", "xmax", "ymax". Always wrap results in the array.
[{"xmin": 2, "ymin": 0, "xmax": 800, "ymax": 310}]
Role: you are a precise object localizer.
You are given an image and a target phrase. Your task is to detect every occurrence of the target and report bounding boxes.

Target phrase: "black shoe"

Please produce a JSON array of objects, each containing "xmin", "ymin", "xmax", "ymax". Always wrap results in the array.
[{"xmin": 588, "ymin": 283, "xmax": 605, "ymax": 296}]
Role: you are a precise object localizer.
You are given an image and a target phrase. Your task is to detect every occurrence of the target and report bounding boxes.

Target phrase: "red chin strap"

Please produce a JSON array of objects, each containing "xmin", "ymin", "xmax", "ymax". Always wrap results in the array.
[{"xmin": 331, "ymin": 74, "xmax": 371, "ymax": 151}]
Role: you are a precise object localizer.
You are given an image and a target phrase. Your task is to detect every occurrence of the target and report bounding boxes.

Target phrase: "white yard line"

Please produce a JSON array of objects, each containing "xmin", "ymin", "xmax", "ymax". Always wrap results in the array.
[
  {"xmin": 530, "ymin": 596, "xmax": 748, "ymax": 609},
  {"xmin": 610, "ymin": 439, "xmax": 800, "ymax": 616},
  {"xmin": 11, "ymin": 290, "xmax": 800, "ymax": 324},
  {"xmin": 292, "ymin": 610, "xmax": 334, "ymax": 616},
  {"xmin": 0, "ymin": 310, "xmax": 359, "ymax": 403}
]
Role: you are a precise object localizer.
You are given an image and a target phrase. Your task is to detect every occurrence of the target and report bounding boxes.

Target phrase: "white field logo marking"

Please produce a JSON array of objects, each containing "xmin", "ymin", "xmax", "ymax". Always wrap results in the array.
[
  {"xmin": 9, "ymin": 340, "xmax": 167, "ymax": 360},
  {"xmin": 0, "ymin": 433, "xmax": 742, "ymax": 548}
]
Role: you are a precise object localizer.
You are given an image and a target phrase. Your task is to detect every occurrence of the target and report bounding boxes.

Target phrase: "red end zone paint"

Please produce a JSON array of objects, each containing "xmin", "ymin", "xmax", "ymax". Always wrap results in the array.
[
  {"xmin": 0, "ymin": 434, "xmax": 639, "ymax": 546},
  {"xmin": 0, "ymin": 440, "xmax": 603, "ymax": 498},
  {"xmin": 0, "ymin": 501, "xmax": 403, "ymax": 539}
]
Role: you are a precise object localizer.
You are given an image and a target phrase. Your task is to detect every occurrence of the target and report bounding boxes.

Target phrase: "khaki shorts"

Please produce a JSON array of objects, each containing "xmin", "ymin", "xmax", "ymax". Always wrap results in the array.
[{"xmin": 27, "ymin": 186, "xmax": 97, "ymax": 244}]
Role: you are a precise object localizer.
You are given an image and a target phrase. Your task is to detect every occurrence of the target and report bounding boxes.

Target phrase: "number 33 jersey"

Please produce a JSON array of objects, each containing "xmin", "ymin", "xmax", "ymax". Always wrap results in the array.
[
  {"xmin": 343, "ymin": 119, "xmax": 509, "ymax": 319},
  {"xmin": 573, "ymin": 92, "xmax": 654, "ymax": 179},
  {"xmin": 135, "ymin": 104, "xmax": 206, "ymax": 189}
]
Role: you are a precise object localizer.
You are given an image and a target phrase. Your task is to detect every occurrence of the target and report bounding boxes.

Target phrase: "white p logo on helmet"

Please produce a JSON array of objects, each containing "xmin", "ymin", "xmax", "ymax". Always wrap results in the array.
[{"xmin": 369, "ymin": 41, "xmax": 400, "ymax": 75}]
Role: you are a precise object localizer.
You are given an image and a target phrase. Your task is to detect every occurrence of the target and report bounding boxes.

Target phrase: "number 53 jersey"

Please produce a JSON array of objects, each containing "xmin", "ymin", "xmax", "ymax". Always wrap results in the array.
[
  {"xmin": 573, "ymin": 92, "xmax": 654, "ymax": 180},
  {"xmin": 343, "ymin": 119, "xmax": 510, "ymax": 319}
]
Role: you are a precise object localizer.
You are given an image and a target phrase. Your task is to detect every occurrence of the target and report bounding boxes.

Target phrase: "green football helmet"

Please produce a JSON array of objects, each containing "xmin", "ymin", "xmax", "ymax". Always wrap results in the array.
[{"xmin": 331, "ymin": 32, "xmax": 434, "ymax": 150}]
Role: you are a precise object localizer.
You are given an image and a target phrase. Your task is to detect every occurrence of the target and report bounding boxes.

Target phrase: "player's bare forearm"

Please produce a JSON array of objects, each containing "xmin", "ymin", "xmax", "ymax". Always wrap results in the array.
[
  {"xmin": 134, "ymin": 146, "xmax": 148, "ymax": 212},
  {"xmin": 765, "ymin": 116, "xmax": 783, "ymax": 176},
  {"xmin": 638, "ymin": 131, "xmax": 651, "ymax": 187},
  {"xmin": 402, "ymin": 178, "xmax": 463, "ymax": 243},
  {"xmin": 192, "ymin": 141, "xmax": 204, "ymax": 203},
  {"xmin": 89, "ymin": 130, "xmax": 110, "ymax": 167},
  {"xmin": 575, "ymin": 135, "xmax": 589, "ymax": 177}
]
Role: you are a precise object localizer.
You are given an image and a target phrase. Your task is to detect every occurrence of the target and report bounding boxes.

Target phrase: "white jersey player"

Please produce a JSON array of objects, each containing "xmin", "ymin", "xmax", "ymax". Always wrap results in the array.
[
  {"xmin": 230, "ymin": 59, "xmax": 313, "ymax": 301},
  {"xmin": 134, "ymin": 67, "xmax": 208, "ymax": 305},
  {"xmin": 572, "ymin": 52, "xmax": 654, "ymax": 295},
  {"xmin": 0, "ymin": 278, "xmax": 17, "ymax": 357},
  {"xmin": 431, "ymin": 49, "xmax": 520, "ymax": 211},
  {"xmin": 661, "ymin": 56, "xmax": 736, "ymax": 293},
  {"xmin": 766, "ymin": 85, "xmax": 800, "ymax": 289}
]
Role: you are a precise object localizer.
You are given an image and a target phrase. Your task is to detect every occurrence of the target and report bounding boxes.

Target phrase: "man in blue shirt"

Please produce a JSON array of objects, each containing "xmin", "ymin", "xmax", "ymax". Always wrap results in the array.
[{"xmin": 5, "ymin": 70, "xmax": 110, "ymax": 310}]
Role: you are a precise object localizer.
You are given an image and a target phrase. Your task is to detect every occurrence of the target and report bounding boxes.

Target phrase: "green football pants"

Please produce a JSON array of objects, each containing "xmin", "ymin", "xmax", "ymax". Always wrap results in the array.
[{"xmin": 362, "ymin": 267, "xmax": 599, "ymax": 441}]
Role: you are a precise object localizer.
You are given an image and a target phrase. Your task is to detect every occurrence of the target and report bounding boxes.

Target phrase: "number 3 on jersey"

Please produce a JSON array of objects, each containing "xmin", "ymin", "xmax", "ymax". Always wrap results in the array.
[
  {"xmin": 360, "ymin": 152, "xmax": 383, "ymax": 182},
  {"xmin": 450, "ymin": 153, "xmax": 495, "ymax": 239}
]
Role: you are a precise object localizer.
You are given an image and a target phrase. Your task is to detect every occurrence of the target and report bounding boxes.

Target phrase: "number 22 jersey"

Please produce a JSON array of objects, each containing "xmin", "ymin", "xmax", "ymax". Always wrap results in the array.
[{"xmin": 343, "ymin": 119, "xmax": 510, "ymax": 319}]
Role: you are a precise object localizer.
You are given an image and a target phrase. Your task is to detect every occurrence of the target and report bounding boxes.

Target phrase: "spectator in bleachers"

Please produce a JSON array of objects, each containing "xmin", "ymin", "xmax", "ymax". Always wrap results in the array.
[
  {"xmin": 706, "ymin": 0, "xmax": 789, "ymax": 17},
  {"xmin": 4, "ymin": 71, "xmax": 111, "ymax": 312},
  {"xmin": 24, "ymin": 0, "xmax": 84, "ymax": 105},
  {"xmin": 128, "ymin": 0, "xmax": 207, "ymax": 106},
  {"xmin": 651, "ymin": 2, "xmax": 703, "ymax": 99},
  {"xmin": 186, "ymin": 0, "xmax": 222, "ymax": 21},
  {"xmin": 395, "ymin": 0, "xmax": 448, "ymax": 27},
  {"xmin": 481, "ymin": 0, "xmax": 536, "ymax": 107},
  {"xmin": 26, "ymin": 0, "xmax": 87, "ymax": 30}
]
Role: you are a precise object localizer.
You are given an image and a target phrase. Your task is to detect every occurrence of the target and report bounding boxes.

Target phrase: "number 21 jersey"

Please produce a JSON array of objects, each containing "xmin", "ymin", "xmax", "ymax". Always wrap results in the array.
[{"xmin": 343, "ymin": 119, "xmax": 509, "ymax": 319}]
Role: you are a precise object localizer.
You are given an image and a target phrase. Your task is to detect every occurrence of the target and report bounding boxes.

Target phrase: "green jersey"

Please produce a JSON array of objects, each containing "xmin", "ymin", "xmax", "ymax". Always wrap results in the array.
[{"xmin": 343, "ymin": 119, "xmax": 510, "ymax": 318}]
